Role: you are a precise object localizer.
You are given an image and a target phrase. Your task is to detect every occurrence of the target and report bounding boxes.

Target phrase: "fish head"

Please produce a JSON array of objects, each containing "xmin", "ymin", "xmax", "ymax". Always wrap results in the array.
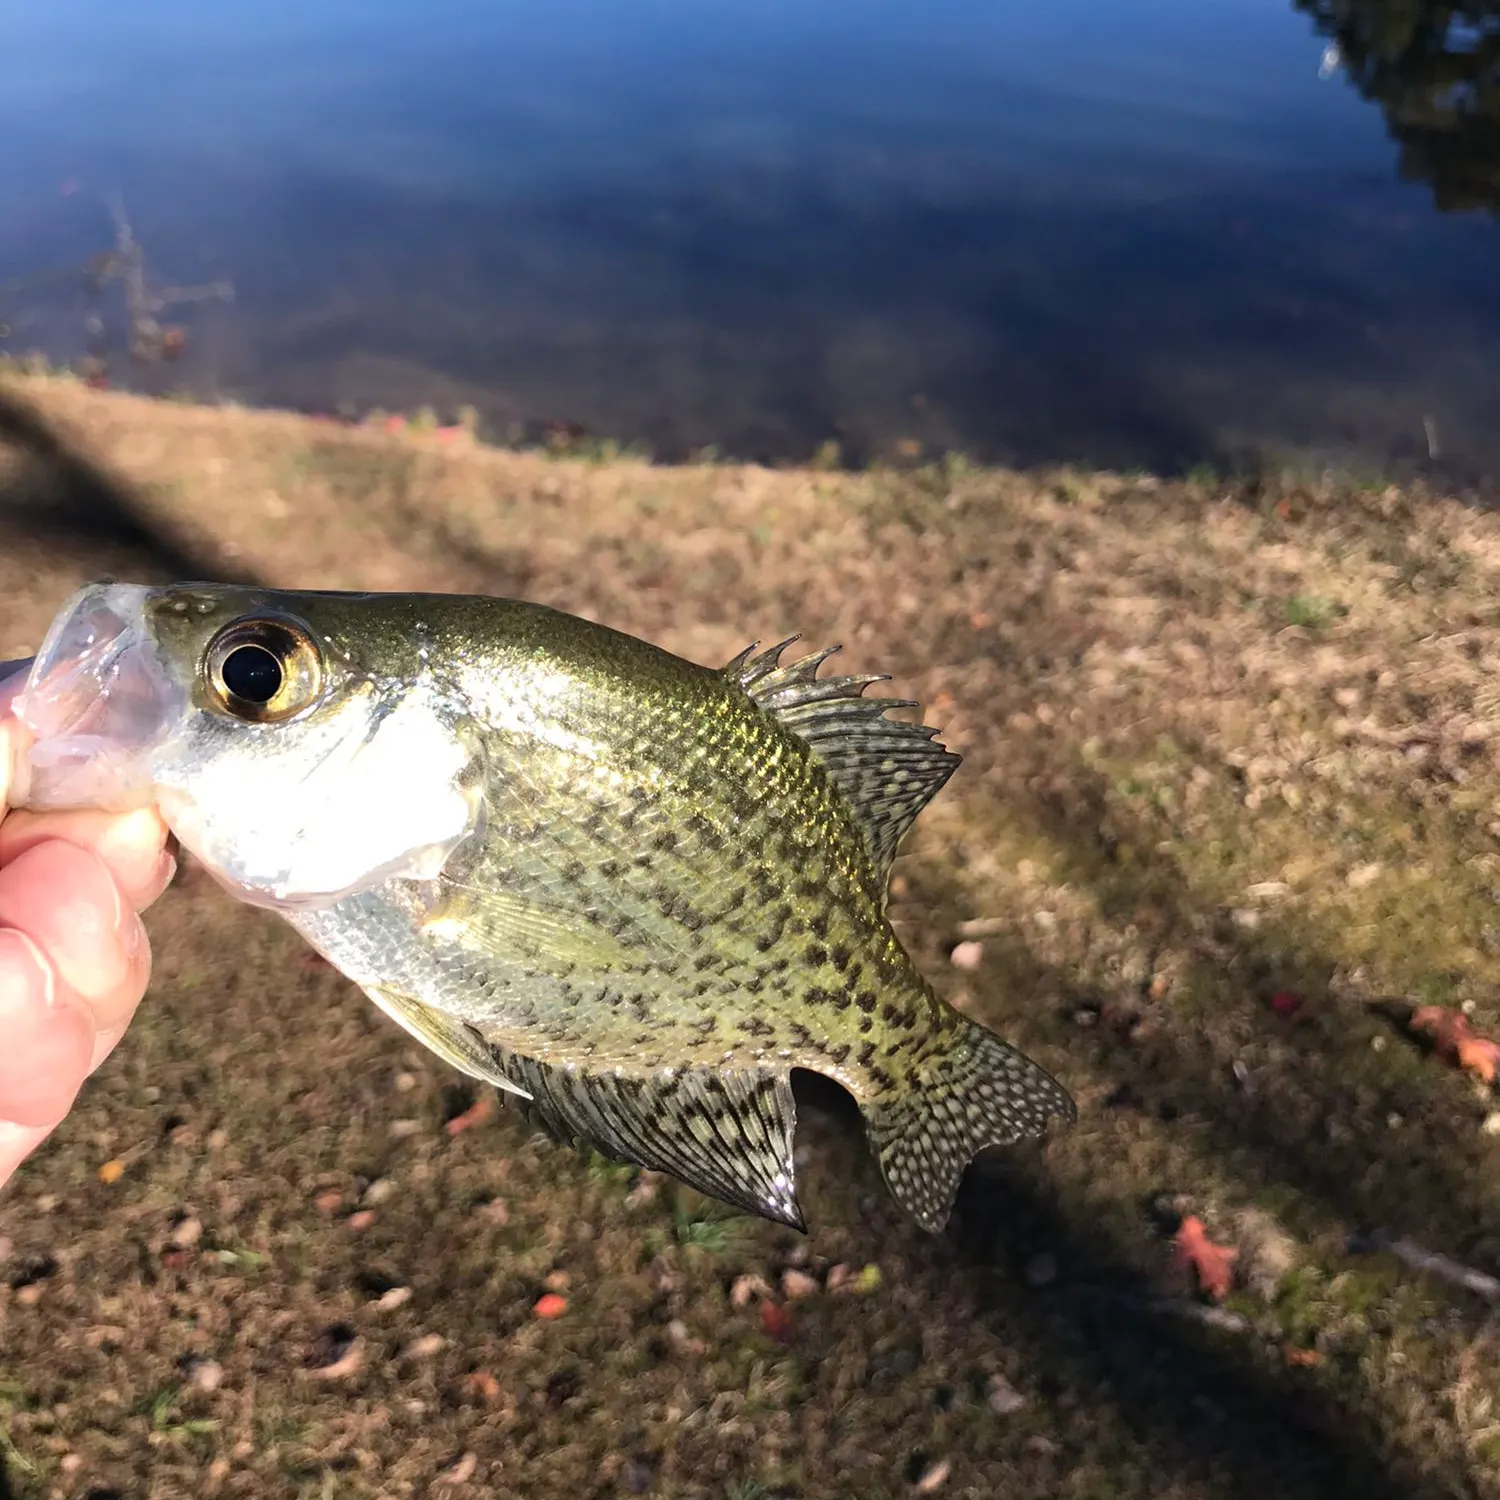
[{"xmin": 14, "ymin": 581, "xmax": 482, "ymax": 910}]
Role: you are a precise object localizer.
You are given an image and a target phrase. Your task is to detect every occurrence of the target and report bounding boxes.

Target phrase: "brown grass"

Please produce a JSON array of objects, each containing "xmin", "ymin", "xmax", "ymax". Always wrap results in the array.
[{"xmin": 3, "ymin": 375, "xmax": 1500, "ymax": 1498}]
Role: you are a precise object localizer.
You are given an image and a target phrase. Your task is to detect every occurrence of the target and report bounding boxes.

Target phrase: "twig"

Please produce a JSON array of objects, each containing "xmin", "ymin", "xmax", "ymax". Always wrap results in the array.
[{"xmin": 1350, "ymin": 1230, "xmax": 1500, "ymax": 1301}]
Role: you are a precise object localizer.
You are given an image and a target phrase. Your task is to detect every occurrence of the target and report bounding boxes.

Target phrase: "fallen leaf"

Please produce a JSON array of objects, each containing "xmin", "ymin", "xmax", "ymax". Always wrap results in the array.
[
  {"xmin": 730, "ymin": 1273, "xmax": 774, "ymax": 1308},
  {"xmin": 1268, "ymin": 991, "xmax": 1305, "ymax": 1020},
  {"xmin": 533, "ymin": 1293, "xmax": 568, "ymax": 1320},
  {"xmin": 1409, "ymin": 1007, "xmax": 1500, "ymax": 1084},
  {"xmin": 1173, "ymin": 1216, "xmax": 1238, "ymax": 1301},
  {"xmin": 345, "ymin": 1210, "xmax": 377, "ymax": 1232},
  {"xmin": 1282, "ymin": 1343, "xmax": 1322, "ymax": 1367},
  {"xmin": 445, "ymin": 1096, "xmax": 496, "ymax": 1136},
  {"xmin": 97, "ymin": 1158, "xmax": 126, "ymax": 1185},
  {"xmin": 759, "ymin": 1300, "xmax": 794, "ymax": 1342},
  {"xmin": 781, "ymin": 1269, "xmax": 820, "ymax": 1300}
]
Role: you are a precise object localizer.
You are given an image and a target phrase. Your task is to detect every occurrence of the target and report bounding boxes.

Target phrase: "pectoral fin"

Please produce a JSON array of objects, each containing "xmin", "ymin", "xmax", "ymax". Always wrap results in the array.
[{"xmin": 364, "ymin": 983, "xmax": 532, "ymax": 1099}]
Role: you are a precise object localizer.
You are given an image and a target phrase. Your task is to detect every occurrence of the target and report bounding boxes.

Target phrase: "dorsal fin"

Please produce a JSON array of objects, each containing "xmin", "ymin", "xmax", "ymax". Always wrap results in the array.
[
  {"xmin": 487, "ymin": 1043, "xmax": 804, "ymax": 1229},
  {"xmin": 725, "ymin": 637, "xmax": 960, "ymax": 877}
]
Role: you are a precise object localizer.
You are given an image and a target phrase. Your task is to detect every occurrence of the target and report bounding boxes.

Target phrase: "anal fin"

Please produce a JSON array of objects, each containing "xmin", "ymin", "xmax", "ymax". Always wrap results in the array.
[
  {"xmin": 365, "ymin": 984, "xmax": 532, "ymax": 1099},
  {"xmin": 487, "ymin": 1043, "xmax": 804, "ymax": 1229}
]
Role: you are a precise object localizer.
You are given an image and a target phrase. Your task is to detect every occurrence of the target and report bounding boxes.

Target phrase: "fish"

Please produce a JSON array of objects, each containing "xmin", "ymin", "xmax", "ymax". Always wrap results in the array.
[{"xmin": 12, "ymin": 580, "xmax": 1074, "ymax": 1231}]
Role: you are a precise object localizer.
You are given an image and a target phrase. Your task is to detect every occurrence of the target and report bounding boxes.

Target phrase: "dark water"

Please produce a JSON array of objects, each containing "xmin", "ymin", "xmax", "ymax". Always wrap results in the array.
[{"xmin": 1, "ymin": 0, "xmax": 1497, "ymax": 478}]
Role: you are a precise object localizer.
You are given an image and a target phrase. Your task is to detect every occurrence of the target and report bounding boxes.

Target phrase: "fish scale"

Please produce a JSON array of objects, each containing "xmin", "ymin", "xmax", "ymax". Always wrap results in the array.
[{"xmin": 16, "ymin": 582, "xmax": 1076, "ymax": 1231}]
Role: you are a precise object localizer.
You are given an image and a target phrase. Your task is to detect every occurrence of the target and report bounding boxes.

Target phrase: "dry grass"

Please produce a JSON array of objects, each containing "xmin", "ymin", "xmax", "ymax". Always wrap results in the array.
[{"xmin": 3, "ymin": 375, "xmax": 1500, "ymax": 1498}]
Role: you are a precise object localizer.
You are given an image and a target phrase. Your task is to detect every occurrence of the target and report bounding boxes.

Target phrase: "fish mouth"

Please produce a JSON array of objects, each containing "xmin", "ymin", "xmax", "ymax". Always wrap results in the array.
[{"xmin": 13, "ymin": 580, "xmax": 187, "ymax": 811}]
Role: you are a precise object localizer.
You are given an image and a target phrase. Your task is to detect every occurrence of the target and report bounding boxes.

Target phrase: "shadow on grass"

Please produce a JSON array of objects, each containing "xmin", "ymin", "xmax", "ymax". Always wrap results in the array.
[{"xmin": 0, "ymin": 383, "xmax": 259, "ymax": 585}]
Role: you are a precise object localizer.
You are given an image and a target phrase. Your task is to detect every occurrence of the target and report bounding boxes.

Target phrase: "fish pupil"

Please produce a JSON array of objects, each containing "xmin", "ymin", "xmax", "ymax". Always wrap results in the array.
[{"xmin": 221, "ymin": 644, "xmax": 283, "ymax": 705}]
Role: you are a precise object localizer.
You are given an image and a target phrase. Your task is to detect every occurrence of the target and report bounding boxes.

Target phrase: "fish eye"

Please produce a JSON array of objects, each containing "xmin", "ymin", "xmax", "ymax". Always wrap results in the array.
[{"xmin": 203, "ymin": 616, "xmax": 323, "ymax": 723}]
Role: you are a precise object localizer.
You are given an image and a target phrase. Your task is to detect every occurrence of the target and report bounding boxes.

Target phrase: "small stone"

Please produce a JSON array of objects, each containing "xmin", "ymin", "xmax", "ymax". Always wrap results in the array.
[
  {"xmin": 1072, "ymin": 1007, "xmax": 1099, "ymax": 1029},
  {"xmin": 624, "ymin": 1178, "xmax": 659, "ymax": 1212},
  {"xmin": 949, "ymin": 941, "xmax": 984, "ymax": 971},
  {"xmin": 1370, "ymin": 1035, "xmax": 1387, "ymax": 1052},
  {"xmin": 781, "ymin": 1269, "xmax": 820, "ymax": 1300},
  {"xmin": 543, "ymin": 1269, "xmax": 572, "ymax": 1292},
  {"xmin": 1482, "ymin": 1112, "xmax": 1500, "ymax": 1136},
  {"xmin": 395, "ymin": 1072, "xmax": 418, "ymax": 1093},
  {"xmin": 188, "ymin": 1358, "xmax": 224, "ymax": 1393},
  {"xmin": 915, "ymin": 1457, "xmax": 952, "ymax": 1492},
  {"xmin": 169, "ymin": 1215, "xmax": 203, "ymax": 1248},
  {"xmin": 1024, "ymin": 1253, "xmax": 1057, "ymax": 1288},
  {"xmin": 1148, "ymin": 973, "xmax": 1170, "ymax": 1000},
  {"xmin": 375, "ymin": 1285, "xmax": 413, "ymax": 1311},
  {"xmin": 345, "ymin": 1210, "xmax": 377, "ymax": 1232},
  {"xmin": 825, "ymin": 1263, "xmax": 850, "ymax": 1292},
  {"xmin": 60, "ymin": 1454, "xmax": 83, "ymax": 1475},
  {"xmin": 362, "ymin": 1178, "xmax": 395, "ymax": 1205},
  {"xmin": 1386, "ymin": 1112, "xmax": 1404, "ymax": 1130},
  {"xmin": 207, "ymin": 1129, "xmax": 228, "ymax": 1149},
  {"xmin": 730, "ymin": 1274, "xmax": 774, "ymax": 1308},
  {"xmin": 15, "ymin": 1283, "xmax": 44, "ymax": 1307},
  {"xmin": 1347, "ymin": 862, "xmax": 1383, "ymax": 890},
  {"xmin": 313, "ymin": 1189, "xmax": 343, "ymax": 1215},
  {"xmin": 986, "ymin": 1373, "xmax": 1026, "ymax": 1416},
  {"xmin": 389, "ymin": 1118, "xmax": 422, "ymax": 1139},
  {"xmin": 404, "ymin": 1333, "xmax": 446, "ymax": 1359},
  {"xmin": 34, "ymin": 1193, "xmax": 58, "ymax": 1213}
]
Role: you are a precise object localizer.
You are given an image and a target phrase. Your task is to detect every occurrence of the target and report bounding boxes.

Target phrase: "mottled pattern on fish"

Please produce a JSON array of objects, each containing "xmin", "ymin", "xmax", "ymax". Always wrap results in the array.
[
  {"xmin": 277, "ymin": 594, "xmax": 1073, "ymax": 1230},
  {"xmin": 18, "ymin": 581, "xmax": 1073, "ymax": 1232}
]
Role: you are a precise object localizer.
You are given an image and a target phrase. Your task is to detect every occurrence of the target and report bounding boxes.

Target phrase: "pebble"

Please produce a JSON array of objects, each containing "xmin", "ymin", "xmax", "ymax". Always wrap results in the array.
[
  {"xmin": 949, "ymin": 941, "xmax": 984, "ymax": 971},
  {"xmin": 1347, "ymin": 862, "xmax": 1383, "ymax": 890},
  {"xmin": 543, "ymin": 1269, "xmax": 572, "ymax": 1292},
  {"xmin": 362, "ymin": 1178, "xmax": 395, "ymax": 1205},
  {"xmin": 395, "ymin": 1072, "xmax": 418, "ymax": 1093},
  {"xmin": 168, "ymin": 1216, "xmax": 203, "ymax": 1248},
  {"xmin": 346, "ymin": 1210, "xmax": 377, "ymax": 1232},
  {"xmin": 187, "ymin": 1358, "xmax": 224, "ymax": 1393},
  {"xmin": 404, "ymin": 1333, "xmax": 446, "ymax": 1360},
  {"xmin": 389, "ymin": 1119, "xmax": 422, "ymax": 1139},
  {"xmin": 1482, "ymin": 1112, "xmax": 1500, "ymax": 1137},
  {"xmin": 730, "ymin": 1274, "xmax": 774, "ymax": 1308},
  {"xmin": 986, "ymin": 1373, "xmax": 1026, "ymax": 1416},
  {"xmin": 375, "ymin": 1285, "xmax": 412, "ymax": 1311},
  {"xmin": 781, "ymin": 1269, "xmax": 820, "ymax": 1300},
  {"xmin": 824, "ymin": 1264, "xmax": 850, "ymax": 1292},
  {"xmin": 1024, "ymin": 1253, "xmax": 1058, "ymax": 1288},
  {"xmin": 34, "ymin": 1194, "xmax": 58, "ymax": 1214},
  {"xmin": 207, "ymin": 1129, "xmax": 228, "ymax": 1150},
  {"xmin": 914, "ymin": 1457, "xmax": 952, "ymax": 1492}
]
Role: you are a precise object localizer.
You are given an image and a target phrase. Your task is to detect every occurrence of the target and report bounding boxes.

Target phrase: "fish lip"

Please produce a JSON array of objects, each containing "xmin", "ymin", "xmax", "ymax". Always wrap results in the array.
[{"xmin": 14, "ymin": 580, "xmax": 185, "ymax": 811}]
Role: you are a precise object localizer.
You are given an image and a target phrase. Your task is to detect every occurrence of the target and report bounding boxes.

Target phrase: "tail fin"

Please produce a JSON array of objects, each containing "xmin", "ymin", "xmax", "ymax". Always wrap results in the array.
[{"xmin": 862, "ymin": 1018, "xmax": 1075, "ymax": 1232}]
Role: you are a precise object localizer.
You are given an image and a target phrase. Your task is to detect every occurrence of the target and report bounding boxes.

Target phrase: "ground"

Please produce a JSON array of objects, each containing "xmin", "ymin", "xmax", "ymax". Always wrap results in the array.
[{"xmin": 2, "ymin": 373, "xmax": 1500, "ymax": 1499}]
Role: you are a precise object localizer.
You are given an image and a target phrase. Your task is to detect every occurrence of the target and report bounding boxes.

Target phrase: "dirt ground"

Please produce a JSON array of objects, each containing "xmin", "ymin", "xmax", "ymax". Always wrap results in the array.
[{"xmin": 4, "ymin": 373, "xmax": 1500, "ymax": 1500}]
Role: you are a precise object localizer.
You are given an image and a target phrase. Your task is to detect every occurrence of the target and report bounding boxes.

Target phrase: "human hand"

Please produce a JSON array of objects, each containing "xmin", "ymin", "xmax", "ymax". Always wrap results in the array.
[{"xmin": 0, "ymin": 657, "xmax": 174, "ymax": 1188}]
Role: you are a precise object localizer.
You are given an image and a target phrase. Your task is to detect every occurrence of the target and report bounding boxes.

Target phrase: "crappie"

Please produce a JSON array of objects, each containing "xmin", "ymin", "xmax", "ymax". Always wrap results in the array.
[{"xmin": 13, "ymin": 581, "xmax": 1074, "ymax": 1231}]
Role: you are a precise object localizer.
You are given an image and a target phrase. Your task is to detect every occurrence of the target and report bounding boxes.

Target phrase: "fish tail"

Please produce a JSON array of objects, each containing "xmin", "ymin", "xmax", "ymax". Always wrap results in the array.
[{"xmin": 862, "ymin": 1017, "xmax": 1075, "ymax": 1233}]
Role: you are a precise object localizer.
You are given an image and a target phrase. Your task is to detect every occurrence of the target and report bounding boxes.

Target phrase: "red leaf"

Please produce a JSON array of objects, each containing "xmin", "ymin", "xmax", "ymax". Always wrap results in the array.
[
  {"xmin": 533, "ymin": 1293, "xmax": 568, "ymax": 1320},
  {"xmin": 1172, "ymin": 1216, "xmax": 1238, "ymax": 1301},
  {"xmin": 758, "ymin": 1300, "xmax": 795, "ymax": 1343},
  {"xmin": 1268, "ymin": 991, "xmax": 1305, "ymax": 1019}
]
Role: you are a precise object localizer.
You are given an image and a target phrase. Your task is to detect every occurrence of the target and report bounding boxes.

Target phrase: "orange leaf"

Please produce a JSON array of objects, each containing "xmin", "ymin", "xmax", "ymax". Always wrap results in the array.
[
  {"xmin": 1172, "ymin": 1216, "xmax": 1238, "ymax": 1301},
  {"xmin": 463, "ymin": 1370, "xmax": 503, "ymax": 1404},
  {"xmin": 97, "ymin": 1158, "xmax": 126, "ymax": 1185},
  {"xmin": 533, "ymin": 1293, "xmax": 568, "ymax": 1320},
  {"xmin": 445, "ymin": 1095, "xmax": 496, "ymax": 1135},
  {"xmin": 1282, "ymin": 1343, "xmax": 1322, "ymax": 1367},
  {"xmin": 1409, "ymin": 1007, "xmax": 1500, "ymax": 1083},
  {"xmin": 1457, "ymin": 1034, "xmax": 1500, "ymax": 1084}
]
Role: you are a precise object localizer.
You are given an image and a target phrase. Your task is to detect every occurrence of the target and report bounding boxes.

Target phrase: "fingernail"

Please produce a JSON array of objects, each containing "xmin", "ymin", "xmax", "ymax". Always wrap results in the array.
[{"xmin": 0, "ymin": 929, "xmax": 56, "ymax": 1012}]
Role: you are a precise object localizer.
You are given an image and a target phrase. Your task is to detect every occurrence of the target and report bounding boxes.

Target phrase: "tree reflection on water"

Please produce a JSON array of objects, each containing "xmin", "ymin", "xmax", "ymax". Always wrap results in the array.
[{"xmin": 1299, "ymin": 0, "xmax": 1500, "ymax": 213}]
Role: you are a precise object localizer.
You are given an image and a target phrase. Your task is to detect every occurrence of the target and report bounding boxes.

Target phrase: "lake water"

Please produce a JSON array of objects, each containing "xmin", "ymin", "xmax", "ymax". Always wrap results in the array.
[{"xmin": 1, "ymin": 0, "xmax": 1496, "ymax": 479}]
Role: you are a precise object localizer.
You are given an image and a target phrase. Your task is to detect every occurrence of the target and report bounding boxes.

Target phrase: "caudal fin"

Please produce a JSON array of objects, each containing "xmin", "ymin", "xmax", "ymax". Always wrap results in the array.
[{"xmin": 862, "ymin": 1018, "xmax": 1075, "ymax": 1232}]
